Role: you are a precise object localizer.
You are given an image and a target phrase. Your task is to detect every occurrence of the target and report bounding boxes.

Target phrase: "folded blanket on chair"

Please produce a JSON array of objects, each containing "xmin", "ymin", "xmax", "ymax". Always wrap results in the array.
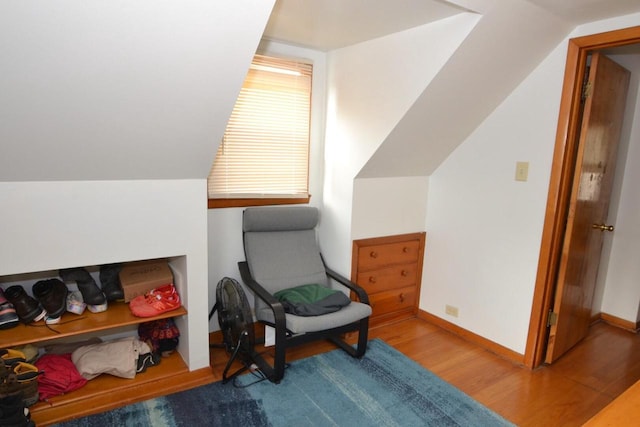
[{"xmin": 274, "ymin": 284, "xmax": 351, "ymax": 316}]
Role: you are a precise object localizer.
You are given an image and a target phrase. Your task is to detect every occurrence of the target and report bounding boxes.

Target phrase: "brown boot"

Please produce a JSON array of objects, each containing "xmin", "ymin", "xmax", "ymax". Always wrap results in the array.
[
  {"xmin": 0, "ymin": 362, "xmax": 41, "ymax": 408},
  {"xmin": 0, "ymin": 349, "xmax": 26, "ymax": 366}
]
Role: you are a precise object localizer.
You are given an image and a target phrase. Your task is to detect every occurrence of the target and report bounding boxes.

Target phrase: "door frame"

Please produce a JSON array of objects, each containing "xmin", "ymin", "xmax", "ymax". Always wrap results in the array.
[{"xmin": 524, "ymin": 25, "xmax": 640, "ymax": 369}]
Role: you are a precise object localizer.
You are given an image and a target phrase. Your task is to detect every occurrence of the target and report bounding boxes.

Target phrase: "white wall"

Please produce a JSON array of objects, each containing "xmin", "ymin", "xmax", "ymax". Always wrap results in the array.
[
  {"xmin": 352, "ymin": 176, "xmax": 429, "ymax": 240},
  {"xmin": 322, "ymin": 13, "xmax": 480, "ymax": 272},
  {"xmin": 422, "ymin": 44, "xmax": 564, "ymax": 353},
  {"xmin": 0, "ymin": 180, "xmax": 210, "ymax": 370},
  {"xmin": 421, "ymin": 12, "xmax": 640, "ymax": 354}
]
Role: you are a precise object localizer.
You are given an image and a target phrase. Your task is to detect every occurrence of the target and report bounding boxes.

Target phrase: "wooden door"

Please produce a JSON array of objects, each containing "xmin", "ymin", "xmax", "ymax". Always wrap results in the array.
[{"xmin": 545, "ymin": 52, "xmax": 630, "ymax": 363}]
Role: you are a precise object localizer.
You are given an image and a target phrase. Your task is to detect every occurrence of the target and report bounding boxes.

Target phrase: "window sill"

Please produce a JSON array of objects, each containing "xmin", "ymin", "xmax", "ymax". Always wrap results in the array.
[{"xmin": 208, "ymin": 196, "xmax": 311, "ymax": 209}]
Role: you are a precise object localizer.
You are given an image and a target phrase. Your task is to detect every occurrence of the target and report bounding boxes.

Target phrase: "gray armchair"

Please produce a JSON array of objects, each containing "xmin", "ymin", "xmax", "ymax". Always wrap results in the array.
[{"xmin": 238, "ymin": 206, "xmax": 371, "ymax": 383}]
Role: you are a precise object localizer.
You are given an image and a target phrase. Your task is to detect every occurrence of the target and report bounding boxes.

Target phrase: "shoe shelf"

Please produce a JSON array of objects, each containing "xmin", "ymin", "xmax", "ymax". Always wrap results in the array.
[
  {"xmin": 0, "ymin": 301, "xmax": 187, "ymax": 348},
  {"xmin": 30, "ymin": 350, "xmax": 215, "ymax": 427}
]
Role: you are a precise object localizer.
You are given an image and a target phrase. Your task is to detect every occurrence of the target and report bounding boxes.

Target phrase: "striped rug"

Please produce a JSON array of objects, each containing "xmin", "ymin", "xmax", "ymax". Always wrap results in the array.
[{"xmin": 54, "ymin": 339, "xmax": 514, "ymax": 426}]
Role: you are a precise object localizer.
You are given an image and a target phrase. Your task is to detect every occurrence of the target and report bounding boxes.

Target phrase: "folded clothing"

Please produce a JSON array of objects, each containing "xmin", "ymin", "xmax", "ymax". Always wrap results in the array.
[
  {"xmin": 274, "ymin": 283, "xmax": 351, "ymax": 316},
  {"xmin": 35, "ymin": 353, "xmax": 87, "ymax": 400},
  {"xmin": 72, "ymin": 336, "xmax": 151, "ymax": 380}
]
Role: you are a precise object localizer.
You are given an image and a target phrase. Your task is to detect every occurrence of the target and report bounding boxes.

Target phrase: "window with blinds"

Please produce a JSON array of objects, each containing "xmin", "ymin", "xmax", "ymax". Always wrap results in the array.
[{"xmin": 208, "ymin": 54, "xmax": 312, "ymax": 205}]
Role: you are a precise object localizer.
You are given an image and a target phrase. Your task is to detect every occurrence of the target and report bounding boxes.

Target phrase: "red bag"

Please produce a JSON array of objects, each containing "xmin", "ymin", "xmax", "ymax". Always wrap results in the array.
[{"xmin": 35, "ymin": 353, "xmax": 87, "ymax": 400}]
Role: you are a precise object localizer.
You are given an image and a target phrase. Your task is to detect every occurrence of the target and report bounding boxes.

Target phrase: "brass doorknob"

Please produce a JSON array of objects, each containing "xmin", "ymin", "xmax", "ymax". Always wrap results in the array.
[{"xmin": 592, "ymin": 224, "xmax": 614, "ymax": 232}]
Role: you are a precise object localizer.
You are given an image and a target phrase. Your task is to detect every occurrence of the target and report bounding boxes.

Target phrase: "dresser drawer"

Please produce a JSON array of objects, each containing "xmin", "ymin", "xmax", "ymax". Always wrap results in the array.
[
  {"xmin": 369, "ymin": 286, "xmax": 417, "ymax": 317},
  {"xmin": 357, "ymin": 263, "xmax": 417, "ymax": 294},
  {"xmin": 357, "ymin": 240, "xmax": 420, "ymax": 271},
  {"xmin": 352, "ymin": 232, "xmax": 425, "ymax": 324}
]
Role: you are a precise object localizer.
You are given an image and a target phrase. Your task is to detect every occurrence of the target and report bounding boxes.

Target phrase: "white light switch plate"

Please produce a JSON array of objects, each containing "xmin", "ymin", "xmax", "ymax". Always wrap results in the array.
[{"xmin": 515, "ymin": 161, "xmax": 529, "ymax": 182}]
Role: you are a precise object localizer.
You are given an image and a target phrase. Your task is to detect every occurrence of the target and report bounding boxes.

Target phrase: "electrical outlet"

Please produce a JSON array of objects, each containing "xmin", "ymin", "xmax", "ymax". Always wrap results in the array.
[{"xmin": 445, "ymin": 305, "xmax": 459, "ymax": 318}]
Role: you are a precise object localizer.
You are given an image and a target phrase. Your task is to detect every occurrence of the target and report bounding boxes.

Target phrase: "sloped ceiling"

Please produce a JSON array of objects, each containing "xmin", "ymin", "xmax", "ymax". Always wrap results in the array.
[
  {"xmin": 264, "ymin": 0, "xmax": 640, "ymax": 178},
  {"xmin": 3, "ymin": 1, "xmax": 639, "ymax": 182},
  {"xmin": 358, "ymin": 0, "xmax": 573, "ymax": 178},
  {"xmin": 0, "ymin": 1, "xmax": 275, "ymax": 182}
]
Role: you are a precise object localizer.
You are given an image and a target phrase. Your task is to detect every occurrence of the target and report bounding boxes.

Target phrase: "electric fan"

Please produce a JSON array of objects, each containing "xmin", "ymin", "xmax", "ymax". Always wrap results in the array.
[{"xmin": 216, "ymin": 277, "xmax": 263, "ymax": 383}]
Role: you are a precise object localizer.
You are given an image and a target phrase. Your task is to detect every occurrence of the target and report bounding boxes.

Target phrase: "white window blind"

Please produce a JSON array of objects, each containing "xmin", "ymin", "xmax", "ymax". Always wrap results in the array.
[{"xmin": 208, "ymin": 54, "xmax": 312, "ymax": 199}]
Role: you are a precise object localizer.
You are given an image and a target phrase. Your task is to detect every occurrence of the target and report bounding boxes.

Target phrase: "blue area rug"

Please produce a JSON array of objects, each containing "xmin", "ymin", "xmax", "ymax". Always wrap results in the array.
[{"xmin": 54, "ymin": 339, "xmax": 514, "ymax": 426}]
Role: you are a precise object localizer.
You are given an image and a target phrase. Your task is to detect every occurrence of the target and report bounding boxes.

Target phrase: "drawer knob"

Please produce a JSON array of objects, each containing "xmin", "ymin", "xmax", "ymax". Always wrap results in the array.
[
  {"xmin": 402, "ymin": 246, "xmax": 409, "ymax": 253},
  {"xmin": 369, "ymin": 251, "xmax": 378, "ymax": 258},
  {"xmin": 368, "ymin": 276, "xmax": 377, "ymax": 283},
  {"xmin": 399, "ymin": 293, "xmax": 405, "ymax": 303},
  {"xmin": 401, "ymin": 270, "xmax": 408, "ymax": 277}
]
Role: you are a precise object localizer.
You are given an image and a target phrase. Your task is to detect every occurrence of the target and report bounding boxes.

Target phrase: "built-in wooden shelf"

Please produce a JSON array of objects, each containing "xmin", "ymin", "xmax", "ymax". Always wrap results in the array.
[
  {"xmin": 0, "ymin": 301, "xmax": 187, "ymax": 348},
  {"xmin": 31, "ymin": 351, "xmax": 215, "ymax": 426},
  {"xmin": 0, "ymin": 301, "xmax": 197, "ymax": 426}
]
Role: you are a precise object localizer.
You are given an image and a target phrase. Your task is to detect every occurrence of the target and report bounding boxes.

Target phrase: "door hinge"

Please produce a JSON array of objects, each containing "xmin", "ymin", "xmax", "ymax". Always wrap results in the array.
[
  {"xmin": 582, "ymin": 81, "xmax": 592, "ymax": 100},
  {"xmin": 547, "ymin": 310, "xmax": 558, "ymax": 327}
]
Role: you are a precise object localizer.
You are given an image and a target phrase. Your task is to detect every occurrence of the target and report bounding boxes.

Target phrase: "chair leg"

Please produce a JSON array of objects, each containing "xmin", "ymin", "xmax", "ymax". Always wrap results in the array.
[
  {"xmin": 272, "ymin": 326, "xmax": 287, "ymax": 383},
  {"xmin": 355, "ymin": 317, "xmax": 369, "ymax": 357},
  {"xmin": 328, "ymin": 317, "xmax": 370, "ymax": 358}
]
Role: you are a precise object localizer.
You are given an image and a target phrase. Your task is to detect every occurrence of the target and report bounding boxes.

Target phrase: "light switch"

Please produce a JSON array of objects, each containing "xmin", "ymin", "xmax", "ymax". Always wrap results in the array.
[{"xmin": 515, "ymin": 161, "xmax": 529, "ymax": 182}]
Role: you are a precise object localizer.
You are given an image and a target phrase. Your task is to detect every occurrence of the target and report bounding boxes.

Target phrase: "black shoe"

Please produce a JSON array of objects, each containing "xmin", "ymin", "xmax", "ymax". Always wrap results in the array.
[
  {"xmin": 32, "ymin": 279, "xmax": 68, "ymax": 319},
  {"xmin": 136, "ymin": 352, "xmax": 161, "ymax": 374},
  {"xmin": 3, "ymin": 287, "xmax": 46, "ymax": 325},
  {"xmin": 99, "ymin": 263, "xmax": 124, "ymax": 301},
  {"xmin": 0, "ymin": 393, "xmax": 36, "ymax": 427},
  {"xmin": 59, "ymin": 268, "xmax": 106, "ymax": 306}
]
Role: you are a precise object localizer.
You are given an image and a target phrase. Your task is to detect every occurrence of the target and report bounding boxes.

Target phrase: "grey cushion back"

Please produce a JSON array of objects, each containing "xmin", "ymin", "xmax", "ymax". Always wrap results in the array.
[
  {"xmin": 243, "ymin": 206, "xmax": 320, "ymax": 232},
  {"xmin": 243, "ymin": 207, "xmax": 328, "ymax": 298}
]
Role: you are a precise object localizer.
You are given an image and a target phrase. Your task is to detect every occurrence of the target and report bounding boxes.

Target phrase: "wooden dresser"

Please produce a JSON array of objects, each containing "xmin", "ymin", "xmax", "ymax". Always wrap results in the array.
[{"xmin": 351, "ymin": 232, "xmax": 425, "ymax": 326}]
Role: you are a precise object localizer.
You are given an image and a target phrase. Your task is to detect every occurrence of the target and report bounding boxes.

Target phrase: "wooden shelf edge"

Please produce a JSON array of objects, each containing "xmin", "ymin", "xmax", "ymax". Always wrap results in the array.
[
  {"xmin": 0, "ymin": 303, "xmax": 188, "ymax": 348},
  {"xmin": 32, "ymin": 352, "xmax": 215, "ymax": 426}
]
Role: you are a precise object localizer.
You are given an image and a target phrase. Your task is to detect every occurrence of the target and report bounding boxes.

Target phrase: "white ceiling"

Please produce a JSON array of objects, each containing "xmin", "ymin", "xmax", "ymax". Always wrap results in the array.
[
  {"xmin": 263, "ymin": 0, "xmax": 640, "ymax": 51},
  {"xmin": 263, "ymin": 0, "xmax": 468, "ymax": 51},
  {"xmin": 528, "ymin": 0, "xmax": 640, "ymax": 25}
]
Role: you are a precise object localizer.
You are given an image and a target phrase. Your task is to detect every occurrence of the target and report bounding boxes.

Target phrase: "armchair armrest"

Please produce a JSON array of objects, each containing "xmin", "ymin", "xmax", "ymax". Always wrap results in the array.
[
  {"xmin": 237, "ymin": 261, "xmax": 287, "ymax": 330},
  {"xmin": 238, "ymin": 260, "xmax": 288, "ymax": 382},
  {"xmin": 324, "ymin": 264, "xmax": 370, "ymax": 305}
]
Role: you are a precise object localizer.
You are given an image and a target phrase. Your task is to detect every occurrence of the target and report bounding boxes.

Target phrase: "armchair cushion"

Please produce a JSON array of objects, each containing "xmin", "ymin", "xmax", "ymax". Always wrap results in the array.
[
  {"xmin": 274, "ymin": 283, "xmax": 351, "ymax": 316},
  {"xmin": 243, "ymin": 206, "xmax": 319, "ymax": 232},
  {"xmin": 255, "ymin": 301, "xmax": 372, "ymax": 334},
  {"xmin": 243, "ymin": 207, "xmax": 328, "ymax": 297}
]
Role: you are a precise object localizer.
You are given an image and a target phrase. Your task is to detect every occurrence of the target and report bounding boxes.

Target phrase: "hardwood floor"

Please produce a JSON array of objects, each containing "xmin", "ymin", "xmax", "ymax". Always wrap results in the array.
[{"xmin": 209, "ymin": 317, "xmax": 640, "ymax": 426}]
